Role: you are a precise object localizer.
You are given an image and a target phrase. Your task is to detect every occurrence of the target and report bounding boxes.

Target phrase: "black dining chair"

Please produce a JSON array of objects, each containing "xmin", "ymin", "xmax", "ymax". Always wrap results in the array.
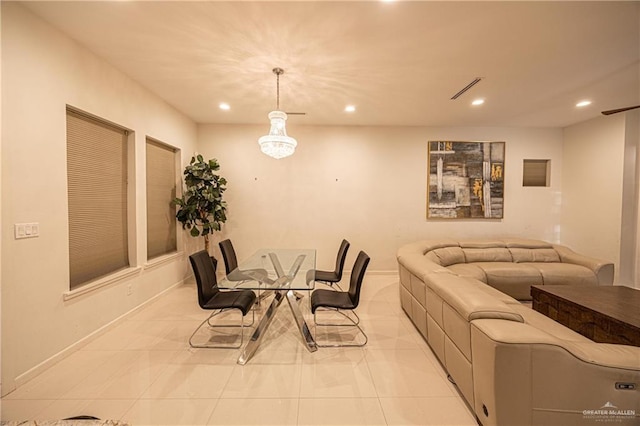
[
  {"xmin": 219, "ymin": 239, "xmax": 240, "ymax": 275},
  {"xmin": 311, "ymin": 250, "xmax": 370, "ymax": 347},
  {"xmin": 220, "ymin": 239, "xmax": 275, "ymax": 301},
  {"xmin": 315, "ymin": 239, "xmax": 350, "ymax": 290},
  {"xmin": 189, "ymin": 250, "xmax": 256, "ymax": 349}
]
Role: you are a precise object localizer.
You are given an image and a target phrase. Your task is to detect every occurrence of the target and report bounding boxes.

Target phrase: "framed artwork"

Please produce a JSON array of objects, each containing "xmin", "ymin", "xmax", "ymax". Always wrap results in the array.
[{"xmin": 427, "ymin": 141, "xmax": 505, "ymax": 219}]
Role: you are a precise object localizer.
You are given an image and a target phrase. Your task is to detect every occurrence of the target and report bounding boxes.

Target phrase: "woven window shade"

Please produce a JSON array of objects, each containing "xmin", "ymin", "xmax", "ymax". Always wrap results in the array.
[
  {"xmin": 146, "ymin": 139, "xmax": 177, "ymax": 259},
  {"xmin": 67, "ymin": 110, "xmax": 129, "ymax": 290}
]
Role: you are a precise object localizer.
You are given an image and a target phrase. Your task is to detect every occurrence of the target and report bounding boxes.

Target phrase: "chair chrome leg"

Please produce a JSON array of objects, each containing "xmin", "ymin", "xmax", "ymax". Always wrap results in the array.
[
  {"xmin": 313, "ymin": 308, "xmax": 367, "ymax": 347},
  {"xmin": 314, "ymin": 308, "xmax": 361, "ymax": 326},
  {"xmin": 189, "ymin": 308, "xmax": 254, "ymax": 349}
]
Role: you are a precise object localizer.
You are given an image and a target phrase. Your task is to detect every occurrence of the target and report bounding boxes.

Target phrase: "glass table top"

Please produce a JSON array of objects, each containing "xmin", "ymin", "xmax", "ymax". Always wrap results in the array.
[{"xmin": 218, "ymin": 248, "xmax": 316, "ymax": 291}]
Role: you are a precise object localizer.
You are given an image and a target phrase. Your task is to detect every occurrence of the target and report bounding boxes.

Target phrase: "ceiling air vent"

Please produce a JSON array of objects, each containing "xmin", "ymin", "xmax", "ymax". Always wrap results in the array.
[{"xmin": 451, "ymin": 77, "xmax": 482, "ymax": 100}]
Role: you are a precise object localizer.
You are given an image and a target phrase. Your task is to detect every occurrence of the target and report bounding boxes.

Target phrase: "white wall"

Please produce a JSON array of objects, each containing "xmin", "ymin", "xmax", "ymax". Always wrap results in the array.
[
  {"xmin": 636, "ymin": 110, "xmax": 640, "ymax": 287},
  {"xmin": 199, "ymin": 124, "xmax": 564, "ymax": 272},
  {"xmin": 1, "ymin": 3, "xmax": 198, "ymax": 394},
  {"xmin": 562, "ymin": 115, "xmax": 626, "ymax": 281},
  {"xmin": 621, "ymin": 110, "xmax": 639, "ymax": 286},
  {"xmin": 637, "ymin": 8, "xmax": 640, "ymax": 288},
  {"xmin": 0, "ymin": 0, "xmax": 3, "ymax": 398}
]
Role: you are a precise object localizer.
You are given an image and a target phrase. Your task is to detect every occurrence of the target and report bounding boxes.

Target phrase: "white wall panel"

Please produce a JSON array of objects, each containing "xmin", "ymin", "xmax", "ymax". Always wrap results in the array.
[
  {"xmin": 562, "ymin": 115, "xmax": 626, "ymax": 281},
  {"xmin": 1, "ymin": 4, "xmax": 197, "ymax": 393},
  {"xmin": 198, "ymin": 124, "xmax": 564, "ymax": 273}
]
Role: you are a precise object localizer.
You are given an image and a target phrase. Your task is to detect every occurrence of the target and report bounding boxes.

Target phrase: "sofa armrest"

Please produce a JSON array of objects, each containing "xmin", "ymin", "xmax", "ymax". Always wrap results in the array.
[
  {"xmin": 471, "ymin": 318, "xmax": 559, "ymax": 345},
  {"xmin": 552, "ymin": 244, "xmax": 614, "ymax": 285},
  {"xmin": 562, "ymin": 341, "xmax": 640, "ymax": 371},
  {"xmin": 426, "ymin": 275, "xmax": 524, "ymax": 323},
  {"xmin": 471, "ymin": 320, "xmax": 640, "ymax": 426},
  {"xmin": 471, "ymin": 320, "xmax": 640, "ymax": 372}
]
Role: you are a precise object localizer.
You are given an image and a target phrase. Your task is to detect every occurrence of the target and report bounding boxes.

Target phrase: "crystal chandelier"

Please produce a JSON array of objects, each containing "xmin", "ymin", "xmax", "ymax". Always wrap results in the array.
[{"xmin": 258, "ymin": 68, "xmax": 297, "ymax": 159}]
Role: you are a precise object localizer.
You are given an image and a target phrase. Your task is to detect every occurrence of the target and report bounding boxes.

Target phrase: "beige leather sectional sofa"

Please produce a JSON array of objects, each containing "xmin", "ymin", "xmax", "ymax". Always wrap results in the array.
[{"xmin": 397, "ymin": 239, "xmax": 640, "ymax": 426}]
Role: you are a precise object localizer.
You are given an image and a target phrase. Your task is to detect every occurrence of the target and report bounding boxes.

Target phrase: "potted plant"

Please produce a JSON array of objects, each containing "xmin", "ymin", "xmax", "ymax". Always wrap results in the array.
[{"xmin": 174, "ymin": 155, "xmax": 228, "ymax": 256}]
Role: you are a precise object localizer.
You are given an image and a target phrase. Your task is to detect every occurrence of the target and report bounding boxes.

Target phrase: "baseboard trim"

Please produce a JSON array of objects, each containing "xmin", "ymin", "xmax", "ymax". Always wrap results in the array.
[
  {"xmin": 12, "ymin": 279, "xmax": 184, "ymax": 391},
  {"xmin": 9, "ymin": 270, "xmax": 398, "ymax": 393}
]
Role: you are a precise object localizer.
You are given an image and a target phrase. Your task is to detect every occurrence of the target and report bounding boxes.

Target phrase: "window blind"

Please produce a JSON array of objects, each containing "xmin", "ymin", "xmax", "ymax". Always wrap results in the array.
[
  {"xmin": 523, "ymin": 159, "xmax": 550, "ymax": 187},
  {"xmin": 146, "ymin": 139, "xmax": 177, "ymax": 259},
  {"xmin": 67, "ymin": 109, "xmax": 129, "ymax": 289}
]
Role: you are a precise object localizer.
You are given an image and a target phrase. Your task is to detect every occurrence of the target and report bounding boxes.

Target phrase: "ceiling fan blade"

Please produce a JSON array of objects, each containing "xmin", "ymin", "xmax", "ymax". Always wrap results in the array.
[
  {"xmin": 285, "ymin": 112, "xmax": 306, "ymax": 115},
  {"xmin": 601, "ymin": 105, "xmax": 640, "ymax": 115}
]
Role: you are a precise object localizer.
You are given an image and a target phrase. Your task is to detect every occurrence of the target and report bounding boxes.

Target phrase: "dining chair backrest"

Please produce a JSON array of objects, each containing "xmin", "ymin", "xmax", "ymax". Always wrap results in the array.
[
  {"xmin": 189, "ymin": 250, "xmax": 221, "ymax": 308},
  {"xmin": 219, "ymin": 239, "xmax": 239, "ymax": 275},
  {"xmin": 348, "ymin": 251, "xmax": 370, "ymax": 307},
  {"xmin": 333, "ymin": 239, "xmax": 351, "ymax": 281}
]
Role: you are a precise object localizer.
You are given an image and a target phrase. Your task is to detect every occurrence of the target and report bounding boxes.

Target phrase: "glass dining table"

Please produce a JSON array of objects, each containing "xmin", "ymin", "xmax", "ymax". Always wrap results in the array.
[{"xmin": 217, "ymin": 248, "xmax": 318, "ymax": 364}]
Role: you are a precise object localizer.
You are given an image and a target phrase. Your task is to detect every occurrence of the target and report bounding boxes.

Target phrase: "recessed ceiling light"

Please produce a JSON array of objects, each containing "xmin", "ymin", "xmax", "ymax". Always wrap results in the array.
[
  {"xmin": 576, "ymin": 100, "xmax": 592, "ymax": 108},
  {"xmin": 345, "ymin": 105, "xmax": 356, "ymax": 113},
  {"xmin": 219, "ymin": 103, "xmax": 230, "ymax": 110},
  {"xmin": 471, "ymin": 99, "xmax": 485, "ymax": 106}
]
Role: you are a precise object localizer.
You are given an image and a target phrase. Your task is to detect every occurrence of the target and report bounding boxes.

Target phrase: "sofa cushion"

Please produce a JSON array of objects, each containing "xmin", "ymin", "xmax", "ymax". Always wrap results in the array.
[
  {"xmin": 443, "ymin": 332, "xmax": 475, "ymax": 405},
  {"xmin": 446, "ymin": 263, "xmax": 487, "ymax": 282},
  {"xmin": 459, "ymin": 240, "xmax": 506, "ymax": 249},
  {"xmin": 552, "ymin": 244, "xmax": 614, "ymax": 285},
  {"xmin": 410, "ymin": 272, "xmax": 427, "ymax": 307},
  {"xmin": 463, "ymin": 247, "xmax": 512, "ymax": 263},
  {"xmin": 474, "ymin": 281, "xmax": 521, "ymax": 305},
  {"xmin": 427, "ymin": 312, "xmax": 446, "ymax": 362},
  {"xmin": 510, "ymin": 248, "xmax": 560, "ymax": 263},
  {"xmin": 444, "ymin": 303, "xmax": 473, "ymax": 359},
  {"xmin": 427, "ymin": 246, "xmax": 466, "ymax": 266},
  {"xmin": 422, "ymin": 239, "xmax": 460, "ymax": 253},
  {"xmin": 528, "ymin": 263, "xmax": 599, "ymax": 286},
  {"xmin": 474, "ymin": 262, "xmax": 543, "ymax": 300},
  {"xmin": 399, "ymin": 252, "xmax": 451, "ymax": 277},
  {"xmin": 426, "ymin": 286, "xmax": 444, "ymax": 327},
  {"xmin": 503, "ymin": 238, "xmax": 553, "ymax": 249}
]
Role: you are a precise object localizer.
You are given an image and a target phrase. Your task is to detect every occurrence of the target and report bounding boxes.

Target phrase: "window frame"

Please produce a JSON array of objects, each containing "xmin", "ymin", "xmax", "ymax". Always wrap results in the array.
[
  {"xmin": 64, "ymin": 106, "xmax": 138, "ymax": 300},
  {"xmin": 145, "ymin": 136, "xmax": 180, "ymax": 261}
]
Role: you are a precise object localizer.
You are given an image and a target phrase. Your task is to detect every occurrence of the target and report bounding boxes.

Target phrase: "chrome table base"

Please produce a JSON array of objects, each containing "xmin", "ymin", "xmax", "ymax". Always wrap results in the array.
[{"xmin": 237, "ymin": 253, "xmax": 317, "ymax": 365}]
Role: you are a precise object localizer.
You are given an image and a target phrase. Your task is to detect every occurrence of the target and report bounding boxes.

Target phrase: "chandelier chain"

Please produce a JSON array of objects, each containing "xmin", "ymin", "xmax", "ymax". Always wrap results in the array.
[{"xmin": 272, "ymin": 67, "xmax": 284, "ymax": 110}]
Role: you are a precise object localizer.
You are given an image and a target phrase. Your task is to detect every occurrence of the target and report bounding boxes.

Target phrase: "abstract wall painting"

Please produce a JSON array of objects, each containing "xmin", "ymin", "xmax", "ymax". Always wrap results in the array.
[{"xmin": 427, "ymin": 141, "xmax": 505, "ymax": 219}]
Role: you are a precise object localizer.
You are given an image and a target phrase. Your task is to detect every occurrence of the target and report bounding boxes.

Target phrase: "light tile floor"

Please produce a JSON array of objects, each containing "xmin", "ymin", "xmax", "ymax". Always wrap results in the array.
[{"xmin": 1, "ymin": 275, "xmax": 477, "ymax": 425}]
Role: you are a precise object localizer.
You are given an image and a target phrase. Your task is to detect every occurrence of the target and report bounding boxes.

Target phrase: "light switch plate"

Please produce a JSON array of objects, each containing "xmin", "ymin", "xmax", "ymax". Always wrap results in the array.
[{"xmin": 15, "ymin": 223, "xmax": 39, "ymax": 239}]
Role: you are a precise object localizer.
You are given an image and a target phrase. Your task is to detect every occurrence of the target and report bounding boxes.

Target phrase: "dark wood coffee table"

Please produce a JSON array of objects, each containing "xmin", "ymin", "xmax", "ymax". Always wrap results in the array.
[{"xmin": 531, "ymin": 285, "xmax": 640, "ymax": 347}]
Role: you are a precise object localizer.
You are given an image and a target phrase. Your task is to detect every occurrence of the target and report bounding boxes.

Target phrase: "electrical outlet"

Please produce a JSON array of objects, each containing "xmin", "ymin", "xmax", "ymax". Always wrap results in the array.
[{"xmin": 127, "ymin": 284, "xmax": 132, "ymax": 296}]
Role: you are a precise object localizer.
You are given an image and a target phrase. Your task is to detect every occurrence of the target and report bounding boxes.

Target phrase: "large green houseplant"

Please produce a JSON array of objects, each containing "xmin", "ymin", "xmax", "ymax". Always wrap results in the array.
[{"xmin": 174, "ymin": 155, "xmax": 228, "ymax": 253}]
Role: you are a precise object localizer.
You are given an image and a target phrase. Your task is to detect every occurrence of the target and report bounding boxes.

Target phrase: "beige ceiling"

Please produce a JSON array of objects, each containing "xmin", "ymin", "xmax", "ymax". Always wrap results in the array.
[{"xmin": 22, "ymin": 1, "xmax": 640, "ymax": 128}]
